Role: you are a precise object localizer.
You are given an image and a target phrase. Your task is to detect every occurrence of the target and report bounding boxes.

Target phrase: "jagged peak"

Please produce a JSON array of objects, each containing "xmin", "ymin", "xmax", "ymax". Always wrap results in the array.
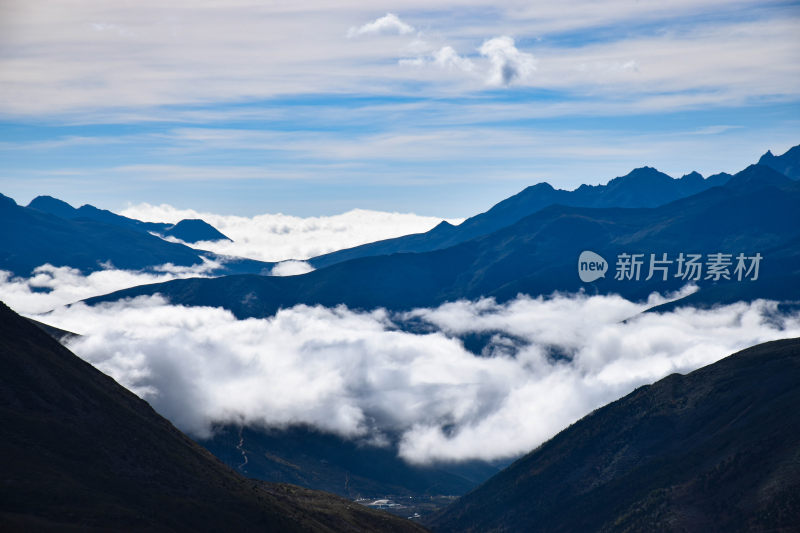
[
  {"xmin": 725, "ymin": 163, "xmax": 792, "ymax": 190},
  {"xmin": 680, "ymin": 171, "xmax": 703, "ymax": 181}
]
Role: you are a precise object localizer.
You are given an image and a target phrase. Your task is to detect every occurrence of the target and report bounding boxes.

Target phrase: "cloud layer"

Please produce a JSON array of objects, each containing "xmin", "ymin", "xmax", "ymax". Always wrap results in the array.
[
  {"xmin": 24, "ymin": 288, "xmax": 800, "ymax": 465},
  {"xmin": 0, "ymin": 261, "xmax": 220, "ymax": 314},
  {"xmin": 121, "ymin": 203, "xmax": 463, "ymax": 262},
  {"xmin": 270, "ymin": 260, "xmax": 315, "ymax": 276}
]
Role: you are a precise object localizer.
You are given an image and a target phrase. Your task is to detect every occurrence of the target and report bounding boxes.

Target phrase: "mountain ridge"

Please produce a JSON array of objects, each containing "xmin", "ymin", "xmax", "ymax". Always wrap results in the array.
[
  {"xmin": 1, "ymin": 193, "xmax": 264, "ymax": 277},
  {"xmin": 309, "ymin": 164, "xmax": 733, "ymax": 270},
  {"xmin": 0, "ymin": 299, "xmax": 426, "ymax": 532},
  {"xmin": 426, "ymin": 337, "xmax": 800, "ymax": 532},
  {"xmin": 27, "ymin": 195, "xmax": 232, "ymax": 243}
]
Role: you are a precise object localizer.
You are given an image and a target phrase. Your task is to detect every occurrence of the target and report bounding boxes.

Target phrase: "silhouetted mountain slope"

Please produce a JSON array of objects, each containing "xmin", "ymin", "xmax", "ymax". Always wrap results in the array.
[
  {"xmin": 310, "ymin": 166, "xmax": 731, "ymax": 269},
  {"xmin": 0, "ymin": 301, "xmax": 426, "ymax": 532},
  {"xmin": 427, "ymin": 337, "xmax": 800, "ymax": 533},
  {"xmin": 2, "ymin": 194, "xmax": 262, "ymax": 276},
  {"xmin": 27, "ymin": 195, "xmax": 232, "ymax": 243},
  {"xmin": 758, "ymin": 145, "xmax": 800, "ymax": 180},
  {"xmin": 87, "ymin": 165, "xmax": 800, "ymax": 317},
  {"xmin": 25, "ymin": 316, "xmax": 78, "ymax": 343},
  {"xmin": 201, "ymin": 425, "xmax": 501, "ymax": 500}
]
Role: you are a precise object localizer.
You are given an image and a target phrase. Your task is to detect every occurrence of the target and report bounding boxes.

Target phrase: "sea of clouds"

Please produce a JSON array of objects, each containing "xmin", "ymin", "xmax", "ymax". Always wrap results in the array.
[
  {"xmin": 120, "ymin": 203, "xmax": 464, "ymax": 262},
  {"xmin": 0, "ymin": 260, "xmax": 221, "ymax": 314},
  {"xmin": 8, "ymin": 264, "xmax": 798, "ymax": 465}
]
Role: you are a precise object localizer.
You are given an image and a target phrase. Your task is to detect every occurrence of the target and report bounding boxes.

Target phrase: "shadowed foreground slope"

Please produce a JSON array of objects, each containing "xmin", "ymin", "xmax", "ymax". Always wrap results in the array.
[
  {"xmin": 428, "ymin": 338, "xmax": 800, "ymax": 533},
  {"xmin": 0, "ymin": 301, "xmax": 426, "ymax": 533}
]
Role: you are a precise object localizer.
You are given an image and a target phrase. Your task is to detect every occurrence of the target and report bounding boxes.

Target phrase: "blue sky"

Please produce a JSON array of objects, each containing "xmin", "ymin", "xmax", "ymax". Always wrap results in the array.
[{"xmin": 1, "ymin": 0, "xmax": 798, "ymax": 217}]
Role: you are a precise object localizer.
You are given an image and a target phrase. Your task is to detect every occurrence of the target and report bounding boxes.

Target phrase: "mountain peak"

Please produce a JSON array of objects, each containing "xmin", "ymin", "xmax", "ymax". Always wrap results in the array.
[
  {"xmin": 600, "ymin": 167, "xmax": 675, "ymax": 196},
  {"xmin": 628, "ymin": 165, "xmax": 660, "ymax": 174},
  {"xmin": 757, "ymin": 144, "xmax": 800, "ymax": 180},
  {"xmin": 526, "ymin": 181, "xmax": 556, "ymax": 192},
  {"xmin": 680, "ymin": 171, "xmax": 703, "ymax": 182},
  {"xmin": 759, "ymin": 149, "xmax": 775, "ymax": 161},
  {"xmin": 28, "ymin": 195, "xmax": 77, "ymax": 218},
  {"xmin": 163, "ymin": 218, "xmax": 232, "ymax": 243},
  {"xmin": 614, "ymin": 166, "xmax": 672, "ymax": 183},
  {"xmin": 431, "ymin": 220, "xmax": 455, "ymax": 232},
  {"xmin": 725, "ymin": 163, "xmax": 793, "ymax": 191}
]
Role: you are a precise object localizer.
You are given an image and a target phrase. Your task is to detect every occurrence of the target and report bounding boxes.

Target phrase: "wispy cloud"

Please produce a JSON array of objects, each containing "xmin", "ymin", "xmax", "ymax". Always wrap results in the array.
[
  {"xmin": 400, "ymin": 45, "xmax": 475, "ymax": 73},
  {"xmin": 348, "ymin": 13, "xmax": 415, "ymax": 38}
]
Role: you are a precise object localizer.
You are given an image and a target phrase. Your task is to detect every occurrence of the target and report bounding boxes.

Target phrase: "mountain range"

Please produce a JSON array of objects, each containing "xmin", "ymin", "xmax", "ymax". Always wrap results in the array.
[
  {"xmin": 303, "ymin": 144, "xmax": 797, "ymax": 273},
  {"xmin": 27, "ymin": 195, "xmax": 232, "ymax": 243},
  {"xmin": 310, "ymin": 166, "xmax": 731, "ymax": 269},
  {"xmin": 427, "ymin": 338, "xmax": 800, "ymax": 532},
  {"xmin": 0, "ymin": 193, "xmax": 266, "ymax": 277},
  {"xmin": 0, "ymin": 300, "xmax": 425, "ymax": 532},
  {"xmin": 85, "ymin": 162, "xmax": 800, "ymax": 317}
]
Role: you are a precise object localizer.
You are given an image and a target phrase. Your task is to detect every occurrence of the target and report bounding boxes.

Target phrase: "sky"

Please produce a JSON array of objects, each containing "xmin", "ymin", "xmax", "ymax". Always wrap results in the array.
[{"xmin": 1, "ymin": 0, "xmax": 799, "ymax": 218}]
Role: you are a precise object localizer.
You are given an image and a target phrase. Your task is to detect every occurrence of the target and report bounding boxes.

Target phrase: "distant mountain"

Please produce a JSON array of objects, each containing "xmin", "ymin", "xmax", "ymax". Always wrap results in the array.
[
  {"xmin": 0, "ymin": 301, "xmax": 425, "ymax": 532},
  {"xmin": 162, "ymin": 218, "xmax": 232, "ymax": 243},
  {"xmin": 201, "ymin": 425, "xmax": 501, "ymax": 501},
  {"xmin": 758, "ymin": 144, "xmax": 800, "ymax": 180},
  {"xmin": 1, "ymin": 193, "xmax": 263, "ymax": 276},
  {"xmin": 427, "ymin": 337, "xmax": 800, "ymax": 532},
  {"xmin": 28, "ymin": 195, "xmax": 232, "ymax": 243},
  {"xmin": 87, "ymin": 164, "xmax": 800, "ymax": 317},
  {"xmin": 310, "ymin": 166, "xmax": 732, "ymax": 269},
  {"xmin": 310, "ymin": 146, "xmax": 797, "ymax": 272}
]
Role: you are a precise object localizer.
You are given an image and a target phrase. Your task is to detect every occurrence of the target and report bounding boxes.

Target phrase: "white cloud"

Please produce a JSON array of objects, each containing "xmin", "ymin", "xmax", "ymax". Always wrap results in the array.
[
  {"xmin": 401, "ymin": 46, "xmax": 475, "ymax": 72},
  {"xmin": 23, "ymin": 287, "xmax": 800, "ymax": 465},
  {"xmin": 0, "ymin": 260, "xmax": 220, "ymax": 315},
  {"xmin": 347, "ymin": 13, "xmax": 414, "ymax": 38},
  {"xmin": 479, "ymin": 36, "xmax": 537, "ymax": 86},
  {"xmin": 270, "ymin": 260, "xmax": 315, "ymax": 276},
  {"xmin": 434, "ymin": 46, "xmax": 474, "ymax": 71},
  {"xmin": 120, "ymin": 203, "xmax": 463, "ymax": 262}
]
